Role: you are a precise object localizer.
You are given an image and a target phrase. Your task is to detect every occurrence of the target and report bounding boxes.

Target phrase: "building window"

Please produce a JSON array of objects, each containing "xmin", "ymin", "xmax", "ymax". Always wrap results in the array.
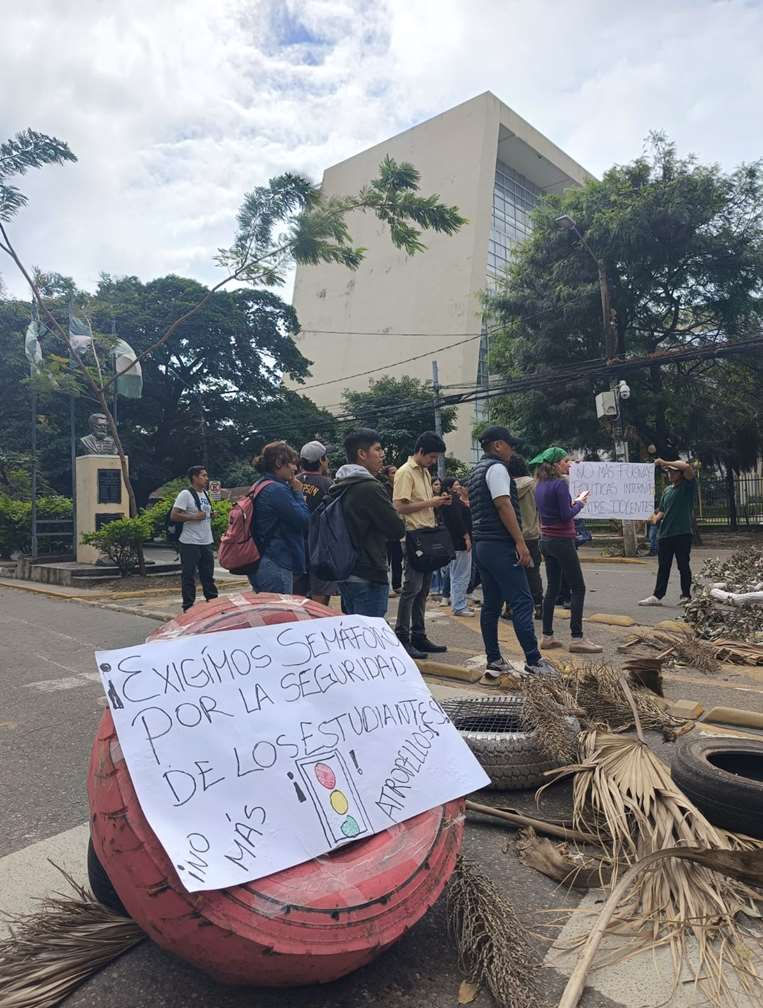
[{"xmin": 474, "ymin": 160, "xmax": 542, "ymax": 455}]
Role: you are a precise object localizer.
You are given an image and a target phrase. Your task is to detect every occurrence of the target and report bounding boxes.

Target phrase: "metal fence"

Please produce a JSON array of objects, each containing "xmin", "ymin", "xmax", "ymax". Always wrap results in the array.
[{"xmin": 695, "ymin": 475, "xmax": 763, "ymax": 527}]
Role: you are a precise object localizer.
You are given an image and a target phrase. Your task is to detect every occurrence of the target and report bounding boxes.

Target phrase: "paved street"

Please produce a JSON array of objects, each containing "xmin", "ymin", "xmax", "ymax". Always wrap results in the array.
[{"xmin": 1, "ymin": 567, "xmax": 762, "ymax": 1008}]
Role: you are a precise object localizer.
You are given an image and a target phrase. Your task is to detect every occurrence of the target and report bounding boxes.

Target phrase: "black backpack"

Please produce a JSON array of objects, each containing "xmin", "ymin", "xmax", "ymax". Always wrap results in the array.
[
  {"xmin": 166, "ymin": 488, "xmax": 207, "ymax": 543},
  {"xmin": 308, "ymin": 488, "xmax": 357, "ymax": 582}
]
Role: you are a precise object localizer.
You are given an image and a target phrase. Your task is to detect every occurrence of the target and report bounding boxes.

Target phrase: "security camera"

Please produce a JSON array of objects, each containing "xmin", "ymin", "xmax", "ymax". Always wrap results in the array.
[{"xmin": 617, "ymin": 380, "xmax": 631, "ymax": 400}]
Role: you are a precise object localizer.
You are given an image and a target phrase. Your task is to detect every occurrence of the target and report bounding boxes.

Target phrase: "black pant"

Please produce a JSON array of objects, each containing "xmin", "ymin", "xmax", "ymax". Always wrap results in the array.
[
  {"xmin": 387, "ymin": 540, "xmax": 403, "ymax": 591},
  {"xmin": 179, "ymin": 542, "xmax": 218, "ymax": 611},
  {"xmin": 395, "ymin": 557, "xmax": 431, "ymax": 640},
  {"xmin": 541, "ymin": 538, "xmax": 585, "ymax": 638},
  {"xmin": 654, "ymin": 533, "xmax": 692, "ymax": 599},
  {"xmin": 525, "ymin": 539, "xmax": 543, "ymax": 608}
]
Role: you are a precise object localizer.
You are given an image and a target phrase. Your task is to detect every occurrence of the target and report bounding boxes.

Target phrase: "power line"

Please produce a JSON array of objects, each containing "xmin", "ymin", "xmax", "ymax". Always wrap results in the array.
[{"xmin": 297, "ymin": 290, "xmax": 594, "ymax": 392}]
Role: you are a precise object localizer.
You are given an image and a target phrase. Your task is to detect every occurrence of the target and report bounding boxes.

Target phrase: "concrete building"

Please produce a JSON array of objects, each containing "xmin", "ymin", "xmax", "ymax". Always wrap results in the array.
[{"xmin": 291, "ymin": 92, "xmax": 593, "ymax": 461}]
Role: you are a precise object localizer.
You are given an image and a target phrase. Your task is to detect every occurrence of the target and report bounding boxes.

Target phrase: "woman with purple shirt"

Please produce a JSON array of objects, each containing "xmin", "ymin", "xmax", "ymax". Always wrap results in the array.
[{"xmin": 532, "ymin": 447, "xmax": 602, "ymax": 654}]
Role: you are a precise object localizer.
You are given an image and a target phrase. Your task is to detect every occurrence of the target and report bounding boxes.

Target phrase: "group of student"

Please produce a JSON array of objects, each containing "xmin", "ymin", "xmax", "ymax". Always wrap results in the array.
[{"xmin": 170, "ymin": 426, "xmax": 697, "ymax": 684}]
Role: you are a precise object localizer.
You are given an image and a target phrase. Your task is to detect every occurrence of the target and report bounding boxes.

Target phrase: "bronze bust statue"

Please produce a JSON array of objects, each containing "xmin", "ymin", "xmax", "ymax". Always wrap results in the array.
[{"xmin": 80, "ymin": 413, "xmax": 117, "ymax": 456}]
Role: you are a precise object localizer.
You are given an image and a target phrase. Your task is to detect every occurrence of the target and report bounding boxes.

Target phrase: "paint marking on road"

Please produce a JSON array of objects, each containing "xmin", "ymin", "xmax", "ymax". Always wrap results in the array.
[
  {"xmin": 24, "ymin": 669, "xmax": 102, "ymax": 692},
  {"xmin": 0, "ymin": 822, "xmax": 90, "ymax": 928}
]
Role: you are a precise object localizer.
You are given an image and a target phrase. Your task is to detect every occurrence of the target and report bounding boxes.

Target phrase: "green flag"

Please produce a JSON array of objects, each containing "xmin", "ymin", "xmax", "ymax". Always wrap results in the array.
[{"xmin": 112, "ymin": 338, "xmax": 143, "ymax": 398}]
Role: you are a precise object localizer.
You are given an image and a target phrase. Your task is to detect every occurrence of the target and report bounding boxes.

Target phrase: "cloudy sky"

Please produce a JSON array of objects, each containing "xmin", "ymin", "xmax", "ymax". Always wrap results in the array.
[{"xmin": 1, "ymin": 0, "xmax": 761, "ymax": 299}]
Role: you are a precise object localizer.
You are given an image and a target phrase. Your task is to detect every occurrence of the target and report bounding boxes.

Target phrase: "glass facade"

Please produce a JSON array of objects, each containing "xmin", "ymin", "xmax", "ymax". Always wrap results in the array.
[
  {"xmin": 487, "ymin": 159, "xmax": 541, "ymax": 281},
  {"xmin": 474, "ymin": 161, "xmax": 542, "ymax": 444}
]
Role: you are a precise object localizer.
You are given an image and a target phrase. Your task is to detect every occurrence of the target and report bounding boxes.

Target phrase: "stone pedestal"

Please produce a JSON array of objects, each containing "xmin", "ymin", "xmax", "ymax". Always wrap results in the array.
[{"xmin": 75, "ymin": 455, "xmax": 129, "ymax": 563}]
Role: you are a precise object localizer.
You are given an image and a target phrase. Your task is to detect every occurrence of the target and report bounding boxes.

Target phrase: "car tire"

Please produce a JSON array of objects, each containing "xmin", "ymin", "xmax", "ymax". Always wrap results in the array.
[
  {"xmin": 441, "ymin": 695, "xmax": 579, "ymax": 791},
  {"xmin": 671, "ymin": 736, "xmax": 763, "ymax": 840},
  {"xmin": 87, "ymin": 836, "xmax": 129, "ymax": 916}
]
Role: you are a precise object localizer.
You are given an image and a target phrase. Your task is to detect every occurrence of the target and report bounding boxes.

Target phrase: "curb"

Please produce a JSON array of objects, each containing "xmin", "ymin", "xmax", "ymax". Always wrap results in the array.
[
  {"xmin": 0, "ymin": 579, "xmax": 99, "ymax": 602},
  {"xmin": 579, "ymin": 556, "xmax": 647, "ymax": 565}
]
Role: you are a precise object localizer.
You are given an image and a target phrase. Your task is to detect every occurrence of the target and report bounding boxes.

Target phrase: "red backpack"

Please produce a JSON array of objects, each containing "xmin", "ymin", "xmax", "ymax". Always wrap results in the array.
[{"xmin": 218, "ymin": 480, "xmax": 274, "ymax": 574}]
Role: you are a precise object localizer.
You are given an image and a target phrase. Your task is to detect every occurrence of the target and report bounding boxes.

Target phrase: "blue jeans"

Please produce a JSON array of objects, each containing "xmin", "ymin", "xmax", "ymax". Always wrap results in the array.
[
  {"xmin": 449, "ymin": 550, "xmax": 471, "ymax": 613},
  {"xmin": 475, "ymin": 540, "xmax": 541, "ymax": 666},
  {"xmin": 248, "ymin": 554, "xmax": 294, "ymax": 593},
  {"xmin": 338, "ymin": 579, "xmax": 389, "ymax": 618}
]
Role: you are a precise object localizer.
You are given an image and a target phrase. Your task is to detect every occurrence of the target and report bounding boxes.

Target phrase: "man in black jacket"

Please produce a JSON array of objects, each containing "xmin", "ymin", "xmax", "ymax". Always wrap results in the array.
[{"xmin": 327, "ymin": 429, "xmax": 406, "ymax": 618}]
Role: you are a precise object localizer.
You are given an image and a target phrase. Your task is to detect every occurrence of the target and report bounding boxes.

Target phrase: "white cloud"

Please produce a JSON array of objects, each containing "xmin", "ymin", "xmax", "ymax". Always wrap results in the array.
[{"xmin": 1, "ymin": 0, "xmax": 761, "ymax": 298}]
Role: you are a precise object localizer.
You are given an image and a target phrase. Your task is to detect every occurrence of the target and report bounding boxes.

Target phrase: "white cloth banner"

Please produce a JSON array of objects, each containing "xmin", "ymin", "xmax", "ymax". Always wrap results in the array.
[
  {"xmin": 95, "ymin": 615, "xmax": 489, "ymax": 892},
  {"xmin": 569, "ymin": 461, "xmax": 655, "ymax": 520}
]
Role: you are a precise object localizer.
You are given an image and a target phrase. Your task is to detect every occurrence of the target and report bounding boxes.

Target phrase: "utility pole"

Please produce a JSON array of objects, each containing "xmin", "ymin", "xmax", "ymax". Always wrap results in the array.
[
  {"xmin": 556, "ymin": 215, "xmax": 637, "ymax": 556},
  {"xmin": 431, "ymin": 359, "xmax": 445, "ymax": 479}
]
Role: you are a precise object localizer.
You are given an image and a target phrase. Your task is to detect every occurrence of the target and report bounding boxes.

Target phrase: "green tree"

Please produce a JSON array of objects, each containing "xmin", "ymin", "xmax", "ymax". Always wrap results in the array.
[
  {"xmin": 485, "ymin": 136, "xmax": 763, "ymax": 460},
  {"xmin": 0, "ymin": 131, "xmax": 465, "ymax": 567},
  {"xmin": 340, "ymin": 375, "xmax": 458, "ymax": 464}
]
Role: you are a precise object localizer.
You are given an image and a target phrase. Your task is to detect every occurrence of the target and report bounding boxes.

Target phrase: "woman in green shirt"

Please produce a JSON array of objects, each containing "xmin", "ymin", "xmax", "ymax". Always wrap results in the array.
[{"xmin": 639, "ymin": 458, "xmax": 696, "ymax": 606}]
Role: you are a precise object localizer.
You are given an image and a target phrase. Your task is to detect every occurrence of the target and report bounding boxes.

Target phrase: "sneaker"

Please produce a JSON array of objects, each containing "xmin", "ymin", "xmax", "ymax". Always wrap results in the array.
[
  {"xmin": 638, "ymin": 595, "xmax": 663, "ymax": 606},
  {"xmin": 679, "ymin": 595, "xmax": 691, "ymax": 605},
  {"xmin": 485, "ymin": 657, "xmax": 512, "ymax": 674},
  {"xmin": 439, "ymin": 597, "xmax": 450, "ymax": 607},
  {"xmin": 412, "ymin": 636, "xmax": 447, "ymax": 654},
  {"xmin": 525, "ymin": 657, "xmax": 561, "ymax": 679},
  {"xmin": 452, "ymin": 608, "xmax": 475, "ymax": 617},
  {"xmin": 569, "ymin": 638, "xmax": 604, "ymax": 654},
  {"xmin": 541, "ymin": 635, "xmax": 563, "ymax": 650}
]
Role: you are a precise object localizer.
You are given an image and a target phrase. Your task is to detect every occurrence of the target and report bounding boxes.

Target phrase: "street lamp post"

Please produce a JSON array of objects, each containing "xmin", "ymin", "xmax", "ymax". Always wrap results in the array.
[{"xmin": 556, "ymin": 215, "xmax": 638, "ymax": 557}]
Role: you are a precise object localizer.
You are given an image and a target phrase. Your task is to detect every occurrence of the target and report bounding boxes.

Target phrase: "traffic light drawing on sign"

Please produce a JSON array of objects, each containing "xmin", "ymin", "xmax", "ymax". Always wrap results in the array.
[{"xmin": 295, "ymin": 750, "xmax": 372, "ymax": 847}]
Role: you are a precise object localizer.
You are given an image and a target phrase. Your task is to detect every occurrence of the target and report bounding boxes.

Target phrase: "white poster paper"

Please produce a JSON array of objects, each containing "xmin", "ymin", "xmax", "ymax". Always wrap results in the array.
[
  {"xmin": 95, "ymin": 615, "xmax": 489, "ymax": 892},
  {"xmin": 569, "ymin": 461, "xmax": 655, "ymax": 520}
]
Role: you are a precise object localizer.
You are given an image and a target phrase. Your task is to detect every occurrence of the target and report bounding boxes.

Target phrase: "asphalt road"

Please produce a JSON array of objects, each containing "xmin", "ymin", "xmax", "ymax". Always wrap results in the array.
[{"xmin": 1, "ymin": 581, "xmax": 761, "ymax": 1008}]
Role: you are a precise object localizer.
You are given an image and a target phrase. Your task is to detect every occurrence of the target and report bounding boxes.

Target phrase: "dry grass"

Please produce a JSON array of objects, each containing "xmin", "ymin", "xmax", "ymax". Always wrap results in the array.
[
  {"xmin": 519, "ymin": 676, "xmax": 580, "ymax": 763},
  {"xmin": 0, "ymin": 872, "xmax": 144, "ymax": 1008},
  {"xmin": 559, "ymin": 662, "xmax": 684, "ymax": 733},
  {"xmin": 447, "ymin": 857, "xmax": 540, "ymax": 1008},
  {"xmin": 546, "ymin": 730, "xmax": 763, "ymax": 1003}
]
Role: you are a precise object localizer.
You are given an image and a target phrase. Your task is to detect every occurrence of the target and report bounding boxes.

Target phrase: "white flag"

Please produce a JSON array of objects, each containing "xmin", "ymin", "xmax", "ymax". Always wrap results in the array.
[
  {"xmin": 112, "ymin": 338, "xmax": 143, "ymax": 399},
  {"xmin": 25, "ymin": 318, "xmax": 44, "ymax": 373},
  {"xmin": 68, "ymin": 315, "xmax": 93, "ymax": 351}
]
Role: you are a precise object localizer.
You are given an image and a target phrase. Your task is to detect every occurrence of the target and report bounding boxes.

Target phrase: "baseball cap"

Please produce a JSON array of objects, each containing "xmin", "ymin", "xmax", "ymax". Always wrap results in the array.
[
  {"xmin": 478, "ymin": 425, "xmax": 520, "ymax": 448},
  {"xmin": 300, "ymin": 440, "xmax": 327, "ymax": 463}
]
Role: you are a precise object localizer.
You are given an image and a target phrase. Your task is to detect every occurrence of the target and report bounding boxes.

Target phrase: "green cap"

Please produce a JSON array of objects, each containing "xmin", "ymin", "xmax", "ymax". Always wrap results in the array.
[{"xmin": 528, "ymin": 446, "xmax": 568, "ymax": 466}]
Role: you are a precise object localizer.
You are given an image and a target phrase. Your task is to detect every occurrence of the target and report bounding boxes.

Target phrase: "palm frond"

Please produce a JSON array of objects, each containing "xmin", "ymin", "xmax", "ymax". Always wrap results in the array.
[
  {"xmin": 447, "ymin": 857, "xmax": 540, "ymax": 1008},
  {"xmin": 548, "ymin": 729, "xmax": 763, "ymax": 1003},
  {"xmin": 0, "ymin": 872, "xmax": 144, "ymax": 1008}
]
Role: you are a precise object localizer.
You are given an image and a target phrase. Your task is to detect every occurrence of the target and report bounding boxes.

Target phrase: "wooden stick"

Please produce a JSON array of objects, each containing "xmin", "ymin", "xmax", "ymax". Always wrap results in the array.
[{"xmin": 465, "ymin": 800, "xmax": 597, "ymax": 845}]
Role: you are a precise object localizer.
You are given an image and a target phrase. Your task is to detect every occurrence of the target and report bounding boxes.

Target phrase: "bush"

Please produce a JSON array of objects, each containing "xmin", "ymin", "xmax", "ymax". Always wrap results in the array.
[
  {"xmin": 0, "ymin": 493, "xmax": 73, "ymax": 556},
  {"xmin": 81, "ymin": 514, "xmax": 152, "ymax": 576}
]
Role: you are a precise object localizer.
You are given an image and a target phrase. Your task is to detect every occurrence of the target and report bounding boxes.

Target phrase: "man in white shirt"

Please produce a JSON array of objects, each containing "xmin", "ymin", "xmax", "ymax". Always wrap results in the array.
[{"xmin": 171, "ymin": 465, "xmax": 219, "ymax": 611}]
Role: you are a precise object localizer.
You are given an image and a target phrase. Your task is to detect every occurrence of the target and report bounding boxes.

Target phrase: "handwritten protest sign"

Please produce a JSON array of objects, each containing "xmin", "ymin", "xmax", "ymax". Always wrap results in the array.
[
  {"xmin": 95, "ymin": 615, "xmax": 489, "ymax": 893},
  {"xmin": 569, "ymin": 461, "xmax": 655, "ymax": 520}
]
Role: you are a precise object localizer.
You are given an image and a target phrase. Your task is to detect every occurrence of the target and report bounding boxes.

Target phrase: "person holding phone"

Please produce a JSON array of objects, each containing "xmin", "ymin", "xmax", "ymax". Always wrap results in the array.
[{"xmin": 531, "ymin": 447, "xmax": 602, "ymax": 654}]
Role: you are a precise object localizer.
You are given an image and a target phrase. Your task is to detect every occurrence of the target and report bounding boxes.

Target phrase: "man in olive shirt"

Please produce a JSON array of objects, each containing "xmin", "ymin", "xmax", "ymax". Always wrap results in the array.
[
  {"xmin": 639, "ymin": 458, "xmax": 697, "ymax": 606},
  {"xmin": 393, "ymin": 431, "xmax": 450, "ymax": 659}
]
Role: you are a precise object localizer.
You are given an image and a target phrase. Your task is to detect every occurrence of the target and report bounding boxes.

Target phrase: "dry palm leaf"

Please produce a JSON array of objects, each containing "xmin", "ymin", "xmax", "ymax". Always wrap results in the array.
[
  {"xmin": 627, "ymin": 626, "xmax": 720, "ymax": 674},
  {"xmin": 515, "ymin": 828, "xmax": 608, "ymax": 892},
  {"xmin": 544, "ymin": 681, "xmax": 763, "ymax": 1004},
  {"xmin": 558, "ymin": 846, "xmax": 763, "ymax": 1008},
  {"xmin": 559, "ymin": 662, "xmax": 683, "ymax": 733},
  {"xmin": 447, "ymin": 857, "xmax": 540, "ymax": 1008},
  {"xmin": 0, "ymin": 871, "xmax": 144, "ymax": 1008},
  {"xmin": 519, "ymin": 675, "xmax": 581, "ymax": 763}
]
